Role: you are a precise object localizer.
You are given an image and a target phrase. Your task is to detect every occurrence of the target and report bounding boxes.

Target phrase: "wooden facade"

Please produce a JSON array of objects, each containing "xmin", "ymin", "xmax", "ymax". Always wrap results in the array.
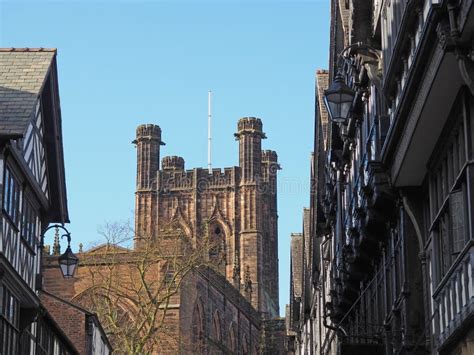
[{"xmin": 288, "ymin": 1, "xmax": 474, "ymax": 354}]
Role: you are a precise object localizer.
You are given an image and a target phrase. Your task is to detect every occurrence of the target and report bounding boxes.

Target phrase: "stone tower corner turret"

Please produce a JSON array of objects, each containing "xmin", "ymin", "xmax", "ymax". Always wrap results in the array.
[
  {"xmin": 134, "ymin": 124, "xmax": 165, "ymax": 191},
  {"xmin": 262, "ymin": 150, "xmax": 280, "ymax": 183},
  {"xmin": 234, "ymin": 117, "xmax": 266, "ymax": 182},
  {"xmin": 134, "ymin": 124, "xmax": 165, "ymax": 248},
  {"xmin": 162, "ymin": 156, "xmax": 185, "ymax": 171}
]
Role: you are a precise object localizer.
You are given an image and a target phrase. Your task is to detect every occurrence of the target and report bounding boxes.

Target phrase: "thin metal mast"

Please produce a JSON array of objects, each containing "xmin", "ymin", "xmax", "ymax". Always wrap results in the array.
[{"xmin": 208, "ymin": 90, "xmax": 212, "ymax": 174}]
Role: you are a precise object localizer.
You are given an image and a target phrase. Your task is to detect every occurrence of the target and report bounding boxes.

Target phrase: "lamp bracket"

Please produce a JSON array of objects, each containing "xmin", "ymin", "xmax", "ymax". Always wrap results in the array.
[
  {"xmin": 41, "ymin": 224, "xmax": 72, "ymax": 246},
  {"xmin": 337, "ymin": 43, "xmax": 383, "ymax": 91}
]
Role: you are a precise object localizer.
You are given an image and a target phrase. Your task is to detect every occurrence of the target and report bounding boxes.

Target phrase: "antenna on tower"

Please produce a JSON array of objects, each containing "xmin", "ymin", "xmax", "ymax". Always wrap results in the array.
[{"xmin": 208, "ymin": 90, "xmax": 212, "ymax": 174}]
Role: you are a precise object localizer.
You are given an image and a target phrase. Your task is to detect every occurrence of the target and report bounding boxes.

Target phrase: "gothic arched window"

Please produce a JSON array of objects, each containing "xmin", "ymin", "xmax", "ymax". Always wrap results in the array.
[
  {"xmin": 192, "ymin": 300, "xmax": 205, "ymax": 353},
  {"xmin": 228, "ymin": 322, "xmax": 237, "ymax": 353},
  {"xmin": 209, "ymin": 223, "xmax": 226, "ymax": 274},
  {"xmin": 242, "ymin": 334, "xmax": 249, "ymax": 355},
  {"xmin": 211, "ymin": 311, "xmax": 222, "ymax": 343}
]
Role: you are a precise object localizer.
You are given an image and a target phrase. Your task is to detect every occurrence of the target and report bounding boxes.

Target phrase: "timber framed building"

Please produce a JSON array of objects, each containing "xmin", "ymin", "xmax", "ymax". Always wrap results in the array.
[
  {"xmin": 288, "ymin": 1, "xmax": 474, "ymax": 354},
  {"xmin": 0, "ymin": 48, "xmax": 111, "ymax": 355}
]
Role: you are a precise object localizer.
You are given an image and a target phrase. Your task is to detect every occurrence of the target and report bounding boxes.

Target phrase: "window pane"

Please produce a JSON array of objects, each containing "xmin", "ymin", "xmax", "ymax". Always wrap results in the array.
[
  {"xmin": 21, "ymin": 198, "xmax": 37, "ymax": 248},
  {"xmin": 450, "ymin": 190, "xmax": 465, "ymax": 254},
  {"xmin": 3, "ymin": 169, "xmax": 10, "ymax": 213},
  {"xmin": 439, "ymin": 214, "xmax": 450, "ymax": 276},
  {"xmin": 3, "ymin": 167, "xmax": 20, "ymax": 225}
]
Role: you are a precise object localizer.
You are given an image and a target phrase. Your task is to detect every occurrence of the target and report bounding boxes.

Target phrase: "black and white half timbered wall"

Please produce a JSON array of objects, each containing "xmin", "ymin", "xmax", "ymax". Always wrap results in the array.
[
  {"xmin": 311, "ymin": 1, "xmax": 474, "ymax": 355},
  {"xmin": 0, "ymin": 49, "xmax": 75, "ymax": 355}
]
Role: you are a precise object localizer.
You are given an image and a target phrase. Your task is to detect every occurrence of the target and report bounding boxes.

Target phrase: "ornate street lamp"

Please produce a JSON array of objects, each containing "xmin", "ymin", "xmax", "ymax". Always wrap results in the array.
[
  {"xmin": 323, "ymin": 72, "xmax": 356, "ymax": 125},
  {"xmin": 324, "ymin": 42, "xmax": 381, "ymax": 125},
  {"xmin": 42, "ymin": 224, "xmax": 79, "ymax": 278}
]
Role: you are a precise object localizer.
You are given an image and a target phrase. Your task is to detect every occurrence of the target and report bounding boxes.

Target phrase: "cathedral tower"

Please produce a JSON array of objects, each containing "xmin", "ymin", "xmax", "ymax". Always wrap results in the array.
[
  {"xmin": 133, "ymin": 118, "xmax": 279, "ymax": 317},
  {"xmin": 234, "ymin": 117, "xmax": 279, "ymax": 316}
]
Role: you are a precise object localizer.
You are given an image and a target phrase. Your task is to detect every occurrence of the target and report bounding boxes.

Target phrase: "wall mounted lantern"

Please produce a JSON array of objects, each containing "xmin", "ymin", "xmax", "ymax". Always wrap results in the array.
[
  {"xmin": 42, "ymin": 224, "xmax": 78, "ymax": 278},
  {"xmin": 323, "ymin": 42, "xmax": 381, "ymax": 125},
  {"xmin": 324, "ymin": 72, "xmax": 356, "ymax": 124}
]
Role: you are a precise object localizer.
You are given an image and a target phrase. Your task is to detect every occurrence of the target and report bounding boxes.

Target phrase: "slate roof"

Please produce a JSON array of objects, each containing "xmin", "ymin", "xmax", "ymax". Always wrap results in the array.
[
  {"xmin": 0, "ymin": 48, "xmax": 56, "ymax": 137},
  {"xmin": 290, "ymin": 233, "xmax": 303, "ymax": 298},
  {"xmin": 316, "ymin": 70, "xmax": 329, "ymax": 148}
]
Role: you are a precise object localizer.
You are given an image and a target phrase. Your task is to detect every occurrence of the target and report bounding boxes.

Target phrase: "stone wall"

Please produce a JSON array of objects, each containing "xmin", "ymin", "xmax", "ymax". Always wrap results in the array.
[{"xmin": 135, "ymin": 118, "xmax": 280, "ymax": 317}]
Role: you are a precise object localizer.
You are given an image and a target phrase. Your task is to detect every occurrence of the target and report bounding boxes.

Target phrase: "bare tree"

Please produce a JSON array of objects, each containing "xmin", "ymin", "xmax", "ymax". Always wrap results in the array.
[{"xmin": 72, "ymin": 221, "xmax": 223, "ymax": 354}]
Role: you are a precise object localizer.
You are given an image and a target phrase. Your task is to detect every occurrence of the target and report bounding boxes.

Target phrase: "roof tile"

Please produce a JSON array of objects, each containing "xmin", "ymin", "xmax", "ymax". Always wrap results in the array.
[{"xmin": 0, "ymin": 50, "xmax": 55, "ymax": 136}]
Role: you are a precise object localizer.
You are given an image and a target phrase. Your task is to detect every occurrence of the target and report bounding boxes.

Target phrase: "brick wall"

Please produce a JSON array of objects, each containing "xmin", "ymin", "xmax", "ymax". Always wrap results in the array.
[
  {"xmin": 40, "ymin": 292, "xmax": 88, "ymax": 354},
  {"xmin": 42, "ymin": 255, "xmax": 78, "ymax": 300}
]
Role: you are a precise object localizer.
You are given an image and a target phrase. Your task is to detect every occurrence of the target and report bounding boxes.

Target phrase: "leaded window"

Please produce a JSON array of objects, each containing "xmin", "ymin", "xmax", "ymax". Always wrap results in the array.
[
  {"xmin": 450, "ymin": 190, "xmax": 465, "ymax": 254},
  {"xmin": 0, "ymin": 285, "xmax": 20, "ymax": 355},
  {"xmin": 3, "ymin": 166, "xmax": 21, "ymax": 226},
  {"xmin": 429, "ymin": 108, "xmax": 469, "ymax": 281},
  {"xmin": 21, "ymin": 197, "xmax": 38, "ymax": 249}
]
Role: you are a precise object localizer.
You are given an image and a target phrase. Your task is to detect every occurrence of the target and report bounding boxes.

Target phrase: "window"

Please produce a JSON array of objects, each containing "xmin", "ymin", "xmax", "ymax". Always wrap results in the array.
[
  {"xmin": 192, "ymin": 301, "xmax": 205, "ymax": 352},
  {"xmin": 0, "ymin": 285, "xmax": 20, "ymax": 355},
  {"xmin": 21, "ymin": 197, "xmax": 38, "ymax": 249},
  {"xmin": 438, "ymin": 213, "xmax": 450, "ymax": 276},
  {"xmin": 36, "ymin": 317, "xmax": 54, "ymax": 355},
  {"xmin": 3, "ymin": 166, "xmax": 21, "ymax": 225},
  {"xmin": 428, "ymin": 108, "xmax": 469, "ymax": 281},
  {"xmin": 242, "ymin": 334, "xmax": 249, "ymax": 355},
  {"xmin": 434, "ymin": 188, "xmax": 467, "ymax": 278},
  {"xmin": 163, "ymin": 265, "xmax": 176, "ymax": 287},
  {"xmin": 209, "ymin": 225, "xmax": 225, "ymax": 263},
  {"xmin": 228, "ymin": 323, "xmax": 237, "ymax": 353},
  {"xmin": 450, "ymin": 190, "xmax": 465, "ymax": 255},
  {"xmin": 212, "ymin": 311, "xmax": 222, "ymax": 342}
]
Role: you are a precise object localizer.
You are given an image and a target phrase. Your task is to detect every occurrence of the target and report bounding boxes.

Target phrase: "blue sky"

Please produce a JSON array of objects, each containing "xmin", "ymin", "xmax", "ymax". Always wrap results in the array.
[{"xmin": 1, "ymin": 0, "xmax": 330, "ymax": 316}]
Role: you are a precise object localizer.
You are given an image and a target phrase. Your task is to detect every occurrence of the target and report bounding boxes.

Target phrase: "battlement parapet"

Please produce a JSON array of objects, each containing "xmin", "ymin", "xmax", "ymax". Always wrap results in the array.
[
  {"xmin": 262, "ymin": 150, "xmax": 278, "ymax": 163},
  {"xmin": 205, "ymin": 167, "xmax": 237, "ymax": 187},
  {"xmin": 162, "ymin": 156, "xmax": 185, "ymax": 171},
  {"xmin": 134, "ymin": 124, "xmax": 164, "ymax": 144},
  {"xmin": 235, "ymin": 117, "xmax": 266, "ymax": 139},
  {"xmin": 159, "ymin": 167, "xmax": 239, "ymax": 192},
  {"xmin": 159, "ymin": 170, "xmax": 195, "ymax": 191},
  {"xmin": 262, "ymin": 150, "xmax": 281, "ymax": 180}
]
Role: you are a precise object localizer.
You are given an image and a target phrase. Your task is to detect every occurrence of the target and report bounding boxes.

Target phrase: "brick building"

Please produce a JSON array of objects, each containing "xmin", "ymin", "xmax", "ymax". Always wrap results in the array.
[
  {"xmin": 40, "ymin": 288, "xmax": 112, "ymax": 355},
  {"xmin": 45, "ymin": 117, "xmax": 286, "ymax": 354}
]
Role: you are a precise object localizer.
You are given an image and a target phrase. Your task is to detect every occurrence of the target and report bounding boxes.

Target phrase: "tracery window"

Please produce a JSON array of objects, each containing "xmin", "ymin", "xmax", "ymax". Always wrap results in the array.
[{"xmin": 209, "ymin": 223, "xmax": 226, "ymax": 274}]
